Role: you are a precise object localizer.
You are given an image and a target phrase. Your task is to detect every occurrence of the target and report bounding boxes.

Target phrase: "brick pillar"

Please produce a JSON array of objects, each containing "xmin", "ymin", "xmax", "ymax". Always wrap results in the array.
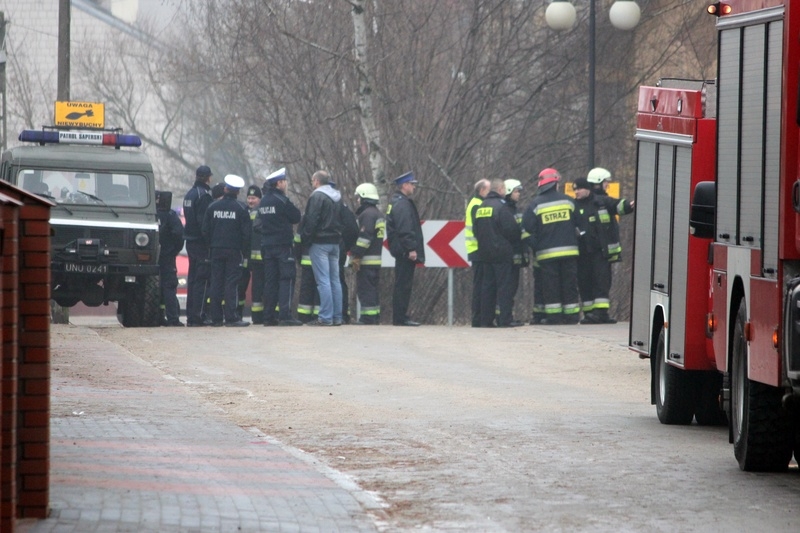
[
  {"xmin": 1, "ymin": 205, "xmax": 19, "ymax": 533},
  {"xmin": 16, "ymin": 206, "xmax": 50, "ymax": 519}
]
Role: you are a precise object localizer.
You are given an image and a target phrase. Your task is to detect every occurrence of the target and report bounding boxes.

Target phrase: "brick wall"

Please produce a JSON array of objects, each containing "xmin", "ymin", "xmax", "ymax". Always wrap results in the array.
[
  {"xmin": 0, "ymin": 186, "xmax": 52, "ymax": 532},
  {"xmin": 1, "ymin": 203, "xmax": 20, "ymax": 533}
]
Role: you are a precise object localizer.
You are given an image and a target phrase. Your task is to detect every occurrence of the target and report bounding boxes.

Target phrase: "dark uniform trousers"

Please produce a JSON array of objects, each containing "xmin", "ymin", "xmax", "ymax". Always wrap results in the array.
[
  {"xmin": 577, "ymin": 248, "xmax": 612, "ymax": 312},
  {"xmin": 540, "ymin": 257, "xmax": 580, "ymax": 322},
  {"xmin": 237, "ymin": 259, "xmax": 265, "ymax": 323},
  {"xmin": 481, "ymin": 261, "xmax": 514, "ymax": 327},
  {"xmin": 392, "ymin": 257, "xmax": 416, "ymax": 324},
  {"xmin": 356, "ymin": 267, "xmax": 381, "ymax": 324},
  {"xmin": 338, "ymin": 245, "xmax": 351, "ymax": 323},
  {"xmin": 470, "ymin": 258, "xmax": 485, "ymax": 327},
  {"xmin": 262, "ymin": 244, "xmax": 296, "ymax": 323},
  {"xmin": 159, "ymin": 262, "xmax": 180, "ymax": 323},
  {"xmin": 297, "ymin": 260, "xmax": 320, "ymax": 323},
  {"xmin": 532, "ymin": 264, "xmax": 545, "ymax": 322},
  {"xmin": 186, "ymin": 240, "xmax": 210, "ymax": 325},
  {"xmin": 209, "ymin": 248, "xmax": 243, "ymax": 324}
]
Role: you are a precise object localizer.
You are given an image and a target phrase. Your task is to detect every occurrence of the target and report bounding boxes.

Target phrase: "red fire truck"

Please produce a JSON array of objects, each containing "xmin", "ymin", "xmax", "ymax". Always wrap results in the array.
[{"xmin": 629, "ymin": 0, "xmax": 800, "ymax": 471}]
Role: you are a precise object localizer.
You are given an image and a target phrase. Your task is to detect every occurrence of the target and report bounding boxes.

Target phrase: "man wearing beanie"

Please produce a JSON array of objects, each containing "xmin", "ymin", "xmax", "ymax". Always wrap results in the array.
[
  {"xmin": 239, "ymin": 185, "xmax": 265, "ymax": 324},
  {"xmin": 183, "ymin": 165, "xmax": 214, "ymax": 326}
]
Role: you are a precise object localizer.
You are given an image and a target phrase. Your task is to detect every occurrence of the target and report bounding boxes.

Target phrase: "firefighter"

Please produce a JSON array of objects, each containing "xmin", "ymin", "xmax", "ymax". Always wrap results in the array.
[
  {"xmin": 573, "ymin": 177, "xmax": 613, "ymax": 324},
  {"xmin": 350, "ymin": 183, "xmax": 385, "ymax": 325},
  {"xmin": 156, "ymin": 190, "xmax": 184, "ymax": 327},
  {"xmin": 583, "ymin": 167, "xmax": 635, "ymax": 323},
  {"xmin": 522, "ymin": 168, "xmax": 581, "ymax": 325},
  {"xmin": 386, "ymin": 171, "xmax": 424, "ymax": 326},
  {"xmin": 201, "ymin": 174, "xmax": 251, "ymax": 327},
  {"xmin": 256, "ymin": 168, "xmax": 303, "ymax": 326},
  {"xmin": 474, "ymin": 178, "xmax": 521, "ymax": 327},
  {"xmin": 465, "ymin": 179, "xmax": 491, "ymax": 327},
  {"xmin": 504, "ymin": 179, "xmax": 528, "ymax": 326},
  {"xmin": 294, "ymin": 233, "xmax": 320, "ymax": 323},
  {"xmin": 241, "ymin": 185, "xmax": 265, "ymax": 324}
]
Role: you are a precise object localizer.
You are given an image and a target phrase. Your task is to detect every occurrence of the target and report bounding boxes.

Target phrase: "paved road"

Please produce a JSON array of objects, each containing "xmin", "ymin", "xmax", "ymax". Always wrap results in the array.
[{"xmin": 51, "ymin": 319, "xmax": 800, "ymax": 531}]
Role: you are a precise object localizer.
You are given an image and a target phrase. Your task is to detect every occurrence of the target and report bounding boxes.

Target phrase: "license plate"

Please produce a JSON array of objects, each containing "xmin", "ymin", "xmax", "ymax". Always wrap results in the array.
[{"xmin": 64, "ymin": 263, "xmax": 108, "ymax": 274}]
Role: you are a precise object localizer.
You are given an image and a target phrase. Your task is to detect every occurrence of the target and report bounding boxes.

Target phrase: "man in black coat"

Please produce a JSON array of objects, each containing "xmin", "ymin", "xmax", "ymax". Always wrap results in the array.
[
  {"xmin": 256, "ymin": 168, "xmax": 303, "ymax": 326},
  {"xmin": 202, "ymin": 174, "xmax": 251, "ymax": 327},
  {"xmin": 474, "ymin": 179, "xmax": 521, "ymax": 327},
  {"xmin": 386, "ymin": 171, "xmax": 424, "ymax": 326},
  {"xmin": 156, "ymin": 190, "xmax": 185, "ymax": 327},
  {"xmin": 182, "ymin": 165, "xmax": 214, "ymax": 327}
]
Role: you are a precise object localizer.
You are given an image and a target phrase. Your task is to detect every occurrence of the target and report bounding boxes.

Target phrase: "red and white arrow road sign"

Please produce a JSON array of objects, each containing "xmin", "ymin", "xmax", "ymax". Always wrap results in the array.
[{"xmin": 380, "ymin": 220, "xmax": 469, "ymax": 268}]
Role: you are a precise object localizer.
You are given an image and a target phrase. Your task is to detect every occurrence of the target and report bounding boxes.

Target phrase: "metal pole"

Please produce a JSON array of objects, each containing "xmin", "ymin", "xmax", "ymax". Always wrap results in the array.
[
  {"xmin": 588, "ymin": 0, "xmax": 596, "ymax": 170},
  {"xmin": 57, "ymin": 0, "xmax": 70, "ymax": 100},
  {"xmin": 447, "ymin": 268, "xmax": 453, "ymax": 326}
]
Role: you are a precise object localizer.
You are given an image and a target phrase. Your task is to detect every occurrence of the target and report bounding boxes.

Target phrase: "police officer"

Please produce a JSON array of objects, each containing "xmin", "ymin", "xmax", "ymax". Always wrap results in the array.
[
  {"xmin": 465, "ymin": 179, "xmax": 491, "ymax": 327},
  {"xmin": 522, "ymin": 168, "xmax": 581, "ymax": 325},
  {"xmin": 202, "ymin": 174, "xmax": 251, "ymax": 327},
  {"xmin": 255, "ymin": 168, "xmax": 303, "ymax": 326},
  {"xmin": 474, "ymin": 179, "xmax": 520, "ymax": 328},
  {"xmin": 156, "ymin": 190, "xmax": 184, "ymax": 327},
  {"xmin": 241, "ymin": 185, "xmax": 265, "ymax": 324},
  {"xmin": 350, "ymin": 183, "xmax": 385, "ymax": 325},
  {"xmin": 386, "ymin": 171, "xmax": 424, "ymax": 326},
  {"xmin": 183, "ymin": 165, "xmax": 214, "ymax": 327}
]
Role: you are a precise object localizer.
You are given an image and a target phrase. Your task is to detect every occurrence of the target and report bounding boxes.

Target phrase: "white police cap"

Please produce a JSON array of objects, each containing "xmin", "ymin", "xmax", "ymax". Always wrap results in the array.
[
  {"xmin": 224, "ymin": 174, "xmax": 245, "ymax": 189},
  {"xmin": 265, "ymin": 167, "xmax": 287, "ymax": 183}
]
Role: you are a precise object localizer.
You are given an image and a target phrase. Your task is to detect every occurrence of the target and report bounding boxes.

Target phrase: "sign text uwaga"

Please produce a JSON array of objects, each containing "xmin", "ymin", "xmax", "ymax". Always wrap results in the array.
[{"xmin": 54, "ymin": 101, "xmax": 105, "ymax": 129}]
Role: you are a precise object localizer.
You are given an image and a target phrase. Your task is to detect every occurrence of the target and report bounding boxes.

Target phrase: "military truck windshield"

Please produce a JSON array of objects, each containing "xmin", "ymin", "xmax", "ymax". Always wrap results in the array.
[{"xmin": 18, "ymin": 169, "xmax": 149, "ymax": 207}]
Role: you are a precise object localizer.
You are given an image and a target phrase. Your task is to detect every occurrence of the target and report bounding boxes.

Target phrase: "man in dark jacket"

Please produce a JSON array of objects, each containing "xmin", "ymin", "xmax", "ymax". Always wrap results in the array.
[
  {"xmin": 156, "ymin": 190, "xmax": 185, "ymax": 327},
  {"xmin": 242, "ymin": 185, "xmax": 265, "ymax": 324},
  {"xmin": 522, "ymin": 168, "xmax": 581, "ymax": 325},
  {"xmin": 474, "ymin": 179, "xmax": 521, "ymax": 327},
  {"xmin": 202, "ymin": 175, "xmax": 251, "ymax": 327},
  {"xmin": 351, "ymin": 183, "xmax": 385, "ymax": 325},
  {"xmin": 299, "ymin": 170, "xmax": 343, "ymax": 326},
  {"xmin": 183, "ymin": 165, "xmax": 214, "ymax": 327},
  {"xmin": 386, "ymin": 171, "xmax": 424, "ymax": 326},
  {"xmin": 256, "ymin": 168, "xmax": 303, "ymax": 326}
]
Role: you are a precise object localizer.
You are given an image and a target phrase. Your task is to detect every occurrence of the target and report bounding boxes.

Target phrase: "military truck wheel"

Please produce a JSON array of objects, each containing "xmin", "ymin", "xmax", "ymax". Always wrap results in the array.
[
  {"xmin": 731, "ymin": 303, "xmax": 792, "ymax": 471},
  {"xmin": 117, "ymin": 276, "xmax": 161, "ymax": 328},
  {"xmin": 654, "ymin": 327, "xmax": 695, "ymax": 425},
  {"xmin": 694, "ymin": 372, "xmax": 727, "ymax": 426}
]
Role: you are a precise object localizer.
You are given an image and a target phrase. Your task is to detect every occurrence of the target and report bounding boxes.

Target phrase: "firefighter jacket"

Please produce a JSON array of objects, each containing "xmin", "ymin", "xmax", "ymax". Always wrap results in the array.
[
  {"xmin": 254, "ymin": 186, "xmax": 302, "ymax": 247},
  {"xmin": 156, "ymin": 208, "xmax": 184, "ymax": 266},
  {"xmin": 574, "ymin": 194, "xmax": 604, "ymax": 254},
  {"xmin": 464, "ymin": 195, "xmax": 484, "ymax": 260},
  {"xmin": 522, "ymin": 188, "xmax": 579, "ymax": 262},
  {"xmin": 593, "ymin": 190, "xmax": 634, "ymax": 262},
  {"xmin": 201, "ymin": 194, "xmax": 251, "ymax": 255},
  {"xmin": 182, "ymin": 180, "xmax": 212, "ymax": 242},
  {"xmin": 248, "ymin": 208, "xmax": 262, "ymax": 261},
  {"xmin": 473, "ymin": 191, "xmax": 520, "ymax": 264},
  {"xmin": 299, "ymin": 184, "xmax": 342, "ymax": 245},
  {"xmin": 352, "ymin": 201, "xmax": 385, "ymax": 267},
  {"xmin": 504, "ymin": 198, "xmax": 529, "ymax": 266},
  {"xmin": 386, "ymin": 191, "xmax": 425, "ymax": 264}
]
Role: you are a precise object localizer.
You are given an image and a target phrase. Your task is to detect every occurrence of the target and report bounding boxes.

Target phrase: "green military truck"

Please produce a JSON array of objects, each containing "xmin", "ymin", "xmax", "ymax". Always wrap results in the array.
[{"xmin": 0, "ymin": 126, "xmax": 161, "ymax": 327}]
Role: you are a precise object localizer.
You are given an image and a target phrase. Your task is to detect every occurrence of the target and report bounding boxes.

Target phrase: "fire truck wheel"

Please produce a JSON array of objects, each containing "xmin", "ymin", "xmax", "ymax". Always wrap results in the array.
[
  {"xmin": 654, "ymin": 327, "xmax": 695, "ymax": 425},
  {"xmin": 731, "ymin": 303, "xmax": 793, "ymax": 471}
]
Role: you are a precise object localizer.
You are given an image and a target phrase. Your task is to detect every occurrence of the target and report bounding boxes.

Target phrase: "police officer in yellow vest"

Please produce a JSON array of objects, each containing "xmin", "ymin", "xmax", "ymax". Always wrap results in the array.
[{"xmin": 465, "ymin": 179, "xmax": 491, "ymax": 327}]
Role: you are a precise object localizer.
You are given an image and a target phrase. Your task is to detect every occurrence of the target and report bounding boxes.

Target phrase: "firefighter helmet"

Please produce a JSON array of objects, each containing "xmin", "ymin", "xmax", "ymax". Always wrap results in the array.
[
  {"xmin": 537, "ymin": 168, "xmax": 561, "ymax": 192},
  {"xmin": 504, "ymin": 179, "xmax": 522, "ymax": 193},
  {"xmin": 355, "ymin": 183, "xmax": 380, "ymax": 201},
  {"xmin": 587, "ymin": 167, "xmax": 612, "ymax": 184}
]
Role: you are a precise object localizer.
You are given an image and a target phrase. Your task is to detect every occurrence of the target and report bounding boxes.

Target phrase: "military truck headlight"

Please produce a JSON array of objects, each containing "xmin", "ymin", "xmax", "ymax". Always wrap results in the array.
[{"xmin": 135, "ymin": 232, "xmax": 150, "ymax": 247}]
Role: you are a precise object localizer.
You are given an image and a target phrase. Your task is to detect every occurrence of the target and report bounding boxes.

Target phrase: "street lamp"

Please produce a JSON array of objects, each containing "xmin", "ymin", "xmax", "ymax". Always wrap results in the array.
[{"xmin": 544, "ymin": 0, "xmax": 641, "ymax": 170}]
